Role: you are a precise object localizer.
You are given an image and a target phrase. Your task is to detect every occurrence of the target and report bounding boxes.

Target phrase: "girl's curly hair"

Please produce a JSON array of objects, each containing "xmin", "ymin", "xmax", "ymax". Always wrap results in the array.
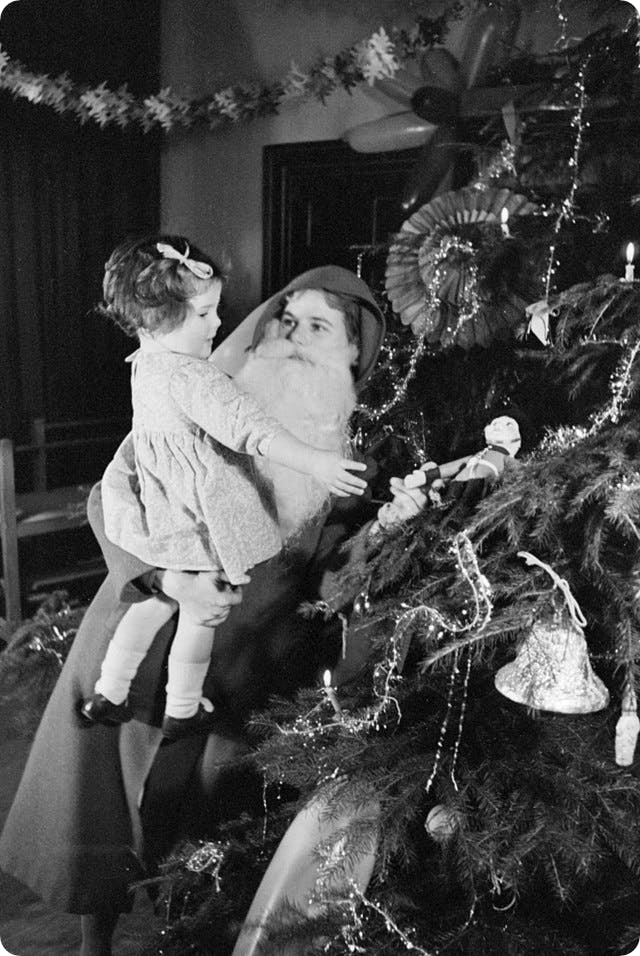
[{"xmin": 98, "ymin": 234, "xmax": 225, "ymax": 337}]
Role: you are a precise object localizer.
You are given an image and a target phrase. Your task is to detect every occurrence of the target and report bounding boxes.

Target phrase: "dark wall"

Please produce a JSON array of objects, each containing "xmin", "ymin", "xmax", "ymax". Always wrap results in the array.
[
  {"xmin": 0, "ymin": 0, "xmax": 160, "ymax": 86},
  {"xmin": 0, "ymin": 0, "xmax": 161, "ymax": 438}
]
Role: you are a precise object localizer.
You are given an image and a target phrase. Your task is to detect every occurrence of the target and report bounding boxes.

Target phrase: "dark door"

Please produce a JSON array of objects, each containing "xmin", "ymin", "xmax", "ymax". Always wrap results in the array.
[{"xmin": 262, "ymin": 140, "xmax": 422, "ymax": 296}]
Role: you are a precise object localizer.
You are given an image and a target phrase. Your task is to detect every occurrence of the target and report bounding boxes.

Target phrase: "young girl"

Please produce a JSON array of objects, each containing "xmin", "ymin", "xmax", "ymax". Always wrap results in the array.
[{"xmin": 80, "ymin": 235, "xmax": 367, "ymax": 739}]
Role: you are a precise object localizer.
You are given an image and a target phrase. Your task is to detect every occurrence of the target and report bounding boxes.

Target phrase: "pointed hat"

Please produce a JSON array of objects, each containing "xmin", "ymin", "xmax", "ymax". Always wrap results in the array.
[{"xmin": 212, "ymin": 266, "xmax": 385, "ymax": 391}]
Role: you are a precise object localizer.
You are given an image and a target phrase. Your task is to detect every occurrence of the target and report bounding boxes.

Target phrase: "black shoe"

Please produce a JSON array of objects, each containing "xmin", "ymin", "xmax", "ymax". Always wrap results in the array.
[
  {"xmin": 161, "ymin": 703, "xmax": 216, "ymax": 741},
  {"xmin": 80, "ymin": 693, "xmax": 132, "ymax": 726}
]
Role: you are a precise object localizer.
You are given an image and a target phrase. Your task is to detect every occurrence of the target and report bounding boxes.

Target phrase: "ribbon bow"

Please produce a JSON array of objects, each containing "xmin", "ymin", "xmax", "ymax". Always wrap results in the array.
[
  {"xmin": 156, "ymin": 242, "xmax": 213, "ymax": 280},
  {"xmin": 524, "ymin": 298, "xmax": 558, "ymax": 346},
  {"xmin": 518, "ymin": 551, "xmax": 587, "ymax": 628}
]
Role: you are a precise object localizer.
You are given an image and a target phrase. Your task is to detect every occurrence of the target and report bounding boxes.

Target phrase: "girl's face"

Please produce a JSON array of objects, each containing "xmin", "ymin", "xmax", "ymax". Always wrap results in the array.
[
  {"xmin": 278, "ymin": 289, "xmax": 358, "ymax": 366},
  {"xmin": 156, "ymin": 281, "xmax": 222, "ymax": 358}
]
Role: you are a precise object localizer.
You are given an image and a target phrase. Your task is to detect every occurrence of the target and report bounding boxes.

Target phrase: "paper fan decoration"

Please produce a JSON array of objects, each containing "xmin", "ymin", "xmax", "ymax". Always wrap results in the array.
[{"xmin": 385, "ymin": 187, "xmax": 539, "ymax": 350}]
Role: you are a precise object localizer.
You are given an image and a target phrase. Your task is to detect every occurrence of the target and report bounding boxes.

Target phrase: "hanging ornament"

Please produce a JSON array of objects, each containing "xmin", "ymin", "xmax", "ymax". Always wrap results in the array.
[
  {"xmin": 385, "ymin": 186, "xmax": 539, "ymax": 349},
  {"xmin": 343, "ymin": 7, "xmax": 522, "ymax": 211},
  {"xmin": 615, "ymin": 682, "xmax": 639, "ymax": 766},
  {"xmin": 523, "ymin": 297, "xmax": 559, "ymax": 345},
  {"xmin": 494, "ymin": 552, "xmax": 610, "ymax": 714},
  {"xmin": 343, "ymin": 110, "xmax": 437, "ymax": 154},
  {"xmin": 424, "ymin": 803, "xmax": 460, "ymax": 841}
]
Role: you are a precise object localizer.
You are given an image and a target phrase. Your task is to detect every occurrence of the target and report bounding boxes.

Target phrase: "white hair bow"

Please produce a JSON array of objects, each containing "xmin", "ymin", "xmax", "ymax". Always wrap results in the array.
[{"xmin": 156, "ymin": 242, "xmax": 213, "ymax": 280}]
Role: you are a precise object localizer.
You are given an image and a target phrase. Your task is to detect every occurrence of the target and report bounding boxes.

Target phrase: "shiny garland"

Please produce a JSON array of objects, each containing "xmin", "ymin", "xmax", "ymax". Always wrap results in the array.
[{"xmin": 0, "ymin": 592, "xmax": 84, "ymax": 735}]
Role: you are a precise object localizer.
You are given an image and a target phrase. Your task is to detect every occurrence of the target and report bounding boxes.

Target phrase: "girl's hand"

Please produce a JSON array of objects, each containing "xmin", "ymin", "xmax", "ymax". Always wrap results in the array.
[
  {"xmin": 309, "ymin": 450, "xmax": 368, "ymax": 497},
  {"xmin": 157, "ymin": 569, "xmax": 248, "ymax": 626}
]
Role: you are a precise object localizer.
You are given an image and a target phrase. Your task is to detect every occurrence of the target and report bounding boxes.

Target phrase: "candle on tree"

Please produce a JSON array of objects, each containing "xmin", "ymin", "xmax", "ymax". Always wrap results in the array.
[
  {"xmin": 624, "ymin": 242, "xmax": 635, "ymax": 282},
  {"xmin": 322, "ymin": 669, "xmax": 342, "ymax": 716},
  {"xmin": 500, "ymin": 207, "xmax": 511, "ymax": 239}
]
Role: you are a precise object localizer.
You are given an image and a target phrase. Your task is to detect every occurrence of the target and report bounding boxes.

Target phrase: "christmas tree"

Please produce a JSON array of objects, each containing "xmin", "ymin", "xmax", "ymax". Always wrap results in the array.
[
  {"xmin": 134, "ymin": 15, "xmax": 640, "ymax": 956},
  {"xmin": 3, "ymin": 8, "xmax": 639, "ymax": 956}
]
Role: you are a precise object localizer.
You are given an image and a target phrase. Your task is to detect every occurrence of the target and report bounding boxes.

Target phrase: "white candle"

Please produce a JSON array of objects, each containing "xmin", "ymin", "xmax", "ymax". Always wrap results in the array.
[
  {"xmin": 322, "ymin": 669, "xmax": 342, "ymax": 716},
  {"xmin": 616, "ymin": 685, "xmax": 639, "ymax": 766},
  {"xmin": 625, "ymin": 242, "xmax": 635, "ymax": 282},
  {"xmin": 500, "ymin": 207, "xmax": 511, "ymax": 239}
]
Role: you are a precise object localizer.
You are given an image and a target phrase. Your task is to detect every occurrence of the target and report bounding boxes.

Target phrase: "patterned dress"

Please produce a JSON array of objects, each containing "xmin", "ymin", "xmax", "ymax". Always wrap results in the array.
[{"xmin": 102, "ymin": 341, "xmax": 284, "ymax": 585}]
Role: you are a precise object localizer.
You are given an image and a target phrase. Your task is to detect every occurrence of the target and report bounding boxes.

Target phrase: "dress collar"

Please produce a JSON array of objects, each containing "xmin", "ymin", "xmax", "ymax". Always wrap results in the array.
[{"xmin": 125, "ymin": 336, "xmax": 197, "ymax": 363}]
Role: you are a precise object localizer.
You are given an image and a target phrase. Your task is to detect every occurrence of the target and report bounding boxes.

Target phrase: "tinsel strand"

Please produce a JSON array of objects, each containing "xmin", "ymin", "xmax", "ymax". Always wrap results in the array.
[
  {"xmin": 544, "ymin": 56, "xmax": 591, "ymax": 300},
  {"xmin": 340, "ymin": 883, "xmax": 435, "ymax": 956},
  {"xmin": 448, "ymin": 645, "xmax": 473, "ymax": 792},
  {"xmin": 424, "ymin": 651, "xmax": 460, "ymax": 795}
]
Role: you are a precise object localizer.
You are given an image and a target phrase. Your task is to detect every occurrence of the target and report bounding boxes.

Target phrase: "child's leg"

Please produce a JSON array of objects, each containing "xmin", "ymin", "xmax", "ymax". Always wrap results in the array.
[
  {"xmin": 165, "ymin": 615, "xmax": 215, "ymax": 720},
  {"xmin": 95, "ymin": 595, "xmax": 177, "ymax": 704}
]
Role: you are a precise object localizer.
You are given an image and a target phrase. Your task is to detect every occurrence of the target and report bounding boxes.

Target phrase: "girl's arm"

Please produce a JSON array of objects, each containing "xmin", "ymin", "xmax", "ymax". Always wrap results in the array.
[
  {"xmin": 171, "ymin": 361, "xmax": 286, "ymax": 455},
  {"xmin": 263, "ymin": 431, "xmax": 367, "ymax": 497},
  {"xmin": 172, "ymin": 362, "xmax": 367, "ymax": 496}
]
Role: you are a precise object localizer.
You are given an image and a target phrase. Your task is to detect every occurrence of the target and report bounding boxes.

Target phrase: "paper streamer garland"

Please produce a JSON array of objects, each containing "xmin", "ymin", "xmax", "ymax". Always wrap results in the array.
[{"xmin": 0, "ymin": 10, "xmax": 459, "ymax": 134}]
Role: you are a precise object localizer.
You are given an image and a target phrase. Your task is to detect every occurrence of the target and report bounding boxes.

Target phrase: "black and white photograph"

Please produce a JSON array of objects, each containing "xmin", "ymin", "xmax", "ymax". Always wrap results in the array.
[{"xmin": 0, "ymin": 1, "xmax": 640, "ymax": 953}]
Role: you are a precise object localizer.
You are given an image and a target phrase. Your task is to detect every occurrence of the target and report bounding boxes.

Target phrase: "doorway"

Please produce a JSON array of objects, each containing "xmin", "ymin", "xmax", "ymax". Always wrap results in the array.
[{"xmin": 262, "ymin": 139, "xmax": 422, "ymax": 296}]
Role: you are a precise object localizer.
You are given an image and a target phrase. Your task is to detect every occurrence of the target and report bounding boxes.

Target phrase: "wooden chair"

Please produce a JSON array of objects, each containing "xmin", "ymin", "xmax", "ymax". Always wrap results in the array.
[
  {"xmin": 0, "ymin": 417, "xmax": 128, "ymax": 630},
  {"xmin": 27, "ymin": 416, "xmax": 129, "ymax": 491}
]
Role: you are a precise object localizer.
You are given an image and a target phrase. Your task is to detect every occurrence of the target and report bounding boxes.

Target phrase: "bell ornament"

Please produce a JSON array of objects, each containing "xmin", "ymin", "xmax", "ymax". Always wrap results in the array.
[{"xmin": 494, "ymin": 615, "xmax": 609, "ymax": 714}]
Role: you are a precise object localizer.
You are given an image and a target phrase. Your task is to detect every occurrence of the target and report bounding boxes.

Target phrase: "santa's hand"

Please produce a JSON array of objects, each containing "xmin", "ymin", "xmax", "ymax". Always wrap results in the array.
[
  {"xmin": 156, "ymin": 569, "xmax": 247, "ymax": 626},
  {"xmin": 310, "ymin": 450, "xmax": 368, "ymax": 497},
  {"xmin": 382, "ymin": 476, "xmax": 428, "ymax": 525}
]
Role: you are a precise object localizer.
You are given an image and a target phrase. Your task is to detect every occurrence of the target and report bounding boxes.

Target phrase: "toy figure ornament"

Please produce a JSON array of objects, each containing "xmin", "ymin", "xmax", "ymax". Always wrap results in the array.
[
  {"xmin": 403, "ymin": 416, "xmax": 521, "ymax": 491},
  {"xmin": 377, "ymin": 417, "xmax": 520, "ymax": 532}
]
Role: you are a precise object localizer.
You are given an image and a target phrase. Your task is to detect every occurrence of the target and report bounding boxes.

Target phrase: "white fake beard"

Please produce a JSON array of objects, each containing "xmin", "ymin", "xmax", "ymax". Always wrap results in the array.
[{"xmin": 235, "ymin": 336, "xmax": 357, "ymax": 542}]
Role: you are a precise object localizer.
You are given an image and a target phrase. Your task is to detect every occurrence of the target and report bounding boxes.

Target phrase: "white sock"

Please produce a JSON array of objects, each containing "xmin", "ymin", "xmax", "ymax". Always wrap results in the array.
[
  {"xmin": 165, "ymin": 658, "xmax": 211, "ymax": 719},
  {"xmin": 95, "ymin": 647, "xmax": 148, "ymax": 704}
]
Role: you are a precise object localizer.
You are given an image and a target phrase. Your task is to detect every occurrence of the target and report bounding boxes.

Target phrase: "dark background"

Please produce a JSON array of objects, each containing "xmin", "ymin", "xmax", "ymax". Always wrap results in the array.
[{"xmin": 0, "ymin": 0, "xmax": 161, "ymax": 446}]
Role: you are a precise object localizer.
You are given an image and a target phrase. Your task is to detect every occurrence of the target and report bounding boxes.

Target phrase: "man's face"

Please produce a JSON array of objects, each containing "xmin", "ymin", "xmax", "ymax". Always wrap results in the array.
[{"xmin": 278, "ymin": 289, "xmax": 358, "ymax": 368}]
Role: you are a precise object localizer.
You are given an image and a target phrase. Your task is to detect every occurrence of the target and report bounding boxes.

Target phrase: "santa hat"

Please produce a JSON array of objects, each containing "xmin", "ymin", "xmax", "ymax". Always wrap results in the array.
[{"xmin": 212, "ymin": 266, "xmax": 385, "ymax": 391}]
